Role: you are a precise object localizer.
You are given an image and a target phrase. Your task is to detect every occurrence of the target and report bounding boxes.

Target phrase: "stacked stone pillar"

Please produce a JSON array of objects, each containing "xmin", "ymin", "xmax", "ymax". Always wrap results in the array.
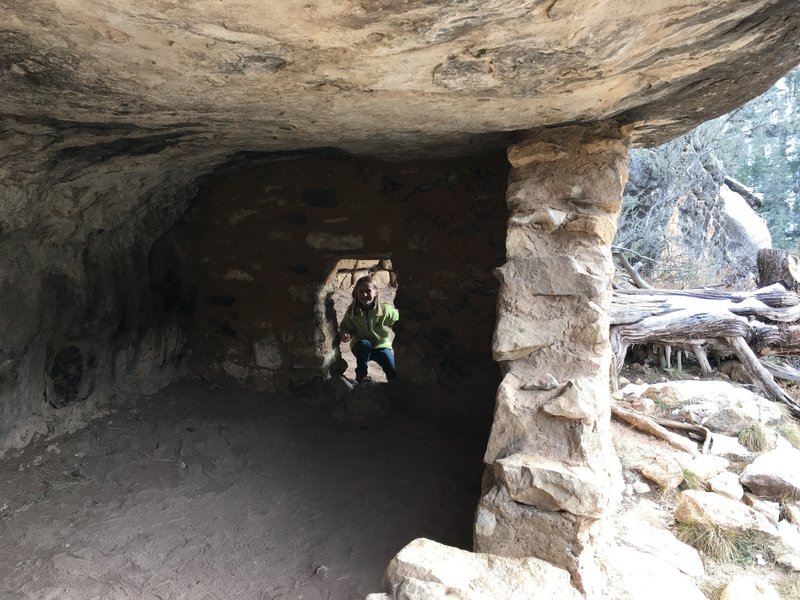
[{"xmin": 474, "ymin": 121, "xmax": 632, "ymax": 597}]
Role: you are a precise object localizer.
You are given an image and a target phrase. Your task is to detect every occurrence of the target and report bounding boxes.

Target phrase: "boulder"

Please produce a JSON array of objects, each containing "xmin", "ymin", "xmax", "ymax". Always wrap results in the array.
[
  {"xmin": 719, "ymin": 575, "xmax": 780, "ymax": 600},
  {"xmin": 601, "ymin": 545, "xmax": 707, "ymax": 600},
  {"xmin": 709, "ymin": 433, "xmax": 752, "ymax": 461},
  {"xmin": 380, "ymin": 538, "xmax": 582, "ymax": 600},
  {"xmin": 678, "ymin": 454, "xmax": 729, "ymax": 482},
  {"xmin": 707, "ymin": 472, "xmax": 744, "ymax": 501},
  {"xmin": 623, "ymin": 381, "xmax": 781, "ymax": 435},
  {"xmin": 740, "ymin": 448, "xmax": 800, "ymax": 498},
  {"xmin": 616, "ymin": 512, "xmax": 704, "ymax": 578},
  {"xmin": 742, "ymin": 494, "xmax": 780, "ymax": 527},
  {"xmin": 675, "ymin": 490, "xmax": 779, "ymax": 538},
  {"xmin": 634, "ymin": 454, "xmax": 685, "ymax": 490}
]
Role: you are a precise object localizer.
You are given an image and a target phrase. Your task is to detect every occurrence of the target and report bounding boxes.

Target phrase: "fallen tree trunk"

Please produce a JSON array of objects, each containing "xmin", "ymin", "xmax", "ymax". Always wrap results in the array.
[{"xmin": 610, "ymin": 284, "xmax": 800, "ymax": 417}]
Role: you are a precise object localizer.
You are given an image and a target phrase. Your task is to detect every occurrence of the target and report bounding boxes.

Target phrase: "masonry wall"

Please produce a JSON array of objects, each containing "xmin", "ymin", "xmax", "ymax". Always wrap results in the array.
[{"xmin": 183, "ymin": 154, "xmax": 509, "ymax": 406}]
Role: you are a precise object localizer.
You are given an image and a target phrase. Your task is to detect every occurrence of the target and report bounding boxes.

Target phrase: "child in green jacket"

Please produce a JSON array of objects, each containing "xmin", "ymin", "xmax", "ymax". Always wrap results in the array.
[{"xmin": 338, "ymin": 275, "xmax": 399, "ymax": 383}]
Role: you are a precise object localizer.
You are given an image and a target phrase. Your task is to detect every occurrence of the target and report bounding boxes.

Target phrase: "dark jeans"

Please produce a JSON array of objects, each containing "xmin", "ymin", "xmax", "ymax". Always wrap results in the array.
[{"xmin": 353, "ymin": 340, "xmax": 396, "ymax": 381}]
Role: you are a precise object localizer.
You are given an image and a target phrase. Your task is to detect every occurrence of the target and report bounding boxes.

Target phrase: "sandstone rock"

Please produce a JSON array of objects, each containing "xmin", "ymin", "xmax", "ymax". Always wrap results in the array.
[
  {"xmin": 776, "ymin": 553, "xmax": 800, "ymax": 572},
  {"xmin": 381, "ymin": 538, "xmax": 582, "ymax": 600},
  {"xmin": 778, "ymin": 520, "xmax": 800, "ymax": 554},
  {"xmin": 719, "ymin": 575, "xmax": 780, "ymax": 600},
  {"xmin": 720, "ymin": 184, "xmax": 773, "ymax": 255},
  {"xmin": 563, "ymin": 215, "xmax": 617, "ymax": 244},
  {"xmin": 635, "ymin": 454, "xmax": 685, "ymax": 490},
  {"xmin": 784, "ymin": 503, "xmax": 800, "ymax": 525},
  {"xmin": 541, "ymin": 380, "xmax": 598, "ymax": 422},
  {"xmin": 740, "ymin": 448, "xmax": 800, "ymax": 498},
  {"xmin": 491, "ymin": 312, "xmax": 568, "ymax": 361},
  {"xmin": 616, "ymin": 513, "xmax": 704, "ymax": 578},
  {"xmin": 742, "ymin": 494, "xmax": 781, "ymax": 527},
  {"xmin": 520, "ymin": 374, "xmax": 559, "ymax": 391},
  {"xmin": 602, "ymin": 545, "xmax": 707, "ymax": 600},
  {"xmin": 624, "ymin": 381, "xmax": 781, "ymax": 435},
  {"xmin": 632, "ymin": 481, "xmax": 651, "ymax": 494},
  {"xmin": 508, "ymin": 209, "xmax": 567, "ymax": 232},
  {"xmin": 678, "ymin": 454, "xmax": 729, "ymax": 483},
  {"xmin": 494, "ymin": 454, "xmax": 606, "ymax": 517},
  {"xmin": 494, "ymin": 257, "xmax": 607, "ymax": 298},
  {"xmin": 507, "ymin": 141, "xmax": 568, "ymax": 167},
  {"xmin": 474, "ymin": 484, "xmax": 602, "ymax": 590},
  {"xmin": 675, "ymin": 490, "xmax": 779, "ymax": 538},
  {"xmin": 707, "ymin": 472, "xmax": 744, "ymax": 501},
  {"xmin": 709, "ymin": 433, "xmax": 752, "ymax": 461}
]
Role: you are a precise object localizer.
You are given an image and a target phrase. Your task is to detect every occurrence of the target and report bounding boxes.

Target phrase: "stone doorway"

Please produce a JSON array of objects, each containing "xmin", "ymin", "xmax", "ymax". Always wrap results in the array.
[{"xmin": 327, "ymin": 258, "xmax": 398, "ymax": 384}]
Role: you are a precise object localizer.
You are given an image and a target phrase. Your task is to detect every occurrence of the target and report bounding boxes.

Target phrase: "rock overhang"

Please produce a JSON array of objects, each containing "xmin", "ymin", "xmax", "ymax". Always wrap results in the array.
[{"xmin": 1, "ymin": 0, "xmax": 799, "ymax": 162}]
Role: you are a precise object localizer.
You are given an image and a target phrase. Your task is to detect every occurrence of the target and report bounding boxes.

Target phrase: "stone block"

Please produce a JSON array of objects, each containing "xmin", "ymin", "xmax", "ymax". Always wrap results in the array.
[
  {"xmin": 491, "ymin": 312, "xmax": 567, "ymax": 361},
  {"xmin": 494, "ymin": 257, "xmax": 608, "ymax": 298},
  {"xmin": 508, "ymin": 209, "xmax": 567, "ymax": 232},
  {"xmin": 494, "ymin": 453, "xmax": 607, "ymax": 517},
  {"xmin": 382, "ymin": 538, "xmax": 581, "ymax": 600},
  {"xmin": 541, "ymin": 380, "xmax": 599, "ymax": 422},
  {"xmin": 563, "ymin": 215, "xmax": 617, "ymax": 244},
  {"xmin": 474, "ymin": 484, "xmax": 601, "ymax": 592},
  {"xmin": 372, "ymin": 270, "xmax": 391, "ymax": 288},
  {"xmin": 253, "ymin": 336, "xmax": 283, "ymax": 369},
  {"xmin": 306, "ymin": 232, "xmax": 364, "ymax": 250},
  {"xmin": 356, "ymin": 259, "xmax": 379, "ymax": 269},
  {"xmin": 507, "ymin": 141, "xmax": 568, "ymax": 167}
]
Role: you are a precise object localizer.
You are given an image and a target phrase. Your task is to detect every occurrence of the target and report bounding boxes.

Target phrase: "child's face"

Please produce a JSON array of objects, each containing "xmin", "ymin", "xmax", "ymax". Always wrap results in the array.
[{"xmin": 356, "ymin": 283, "xmax": 378, "ymax": 306}]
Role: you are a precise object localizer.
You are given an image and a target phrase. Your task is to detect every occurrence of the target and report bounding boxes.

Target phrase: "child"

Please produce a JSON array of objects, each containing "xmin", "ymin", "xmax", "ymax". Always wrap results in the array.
[{"xmin": 338, "ymin": 275, "xmax": 399, "ymax": 383}]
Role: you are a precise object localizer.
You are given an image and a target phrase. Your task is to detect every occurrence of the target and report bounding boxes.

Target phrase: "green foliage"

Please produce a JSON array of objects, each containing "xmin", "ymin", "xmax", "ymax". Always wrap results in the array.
[
  {"xmin": 699, "ymin": 68, "xmax": 800, "ymax": 251},
  {"xmin": 616, "ymin": 66, "xmax": 800, "ymax": 287}
]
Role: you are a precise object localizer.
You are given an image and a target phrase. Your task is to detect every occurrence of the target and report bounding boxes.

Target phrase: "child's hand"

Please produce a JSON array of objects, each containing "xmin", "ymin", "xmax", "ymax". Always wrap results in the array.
[{"xmin": 339, "ymin": 332, "xmax": 352, "ymax": 343}]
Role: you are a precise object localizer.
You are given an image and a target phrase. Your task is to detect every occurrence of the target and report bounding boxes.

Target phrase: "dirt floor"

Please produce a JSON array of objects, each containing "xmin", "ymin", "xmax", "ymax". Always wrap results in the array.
[{"xmin": 0, "ymin": 379, "xmax": 489, "ymax": 600}]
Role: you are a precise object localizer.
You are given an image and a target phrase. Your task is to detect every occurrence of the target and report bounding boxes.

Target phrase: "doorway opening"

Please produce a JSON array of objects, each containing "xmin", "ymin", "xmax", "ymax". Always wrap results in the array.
[{"xmin": 326, "ymin": 258, "xmax": 398, "ymax": 384}]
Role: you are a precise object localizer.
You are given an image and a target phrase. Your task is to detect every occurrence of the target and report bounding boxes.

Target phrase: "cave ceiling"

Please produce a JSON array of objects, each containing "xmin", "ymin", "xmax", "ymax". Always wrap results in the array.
[
  {"xmin": 1, "ymin": 1, "xmax": 799, "ymax": 243},
  {"xmin": 2, "ymin": 0, "xmax": 799, "ymax": 158}
]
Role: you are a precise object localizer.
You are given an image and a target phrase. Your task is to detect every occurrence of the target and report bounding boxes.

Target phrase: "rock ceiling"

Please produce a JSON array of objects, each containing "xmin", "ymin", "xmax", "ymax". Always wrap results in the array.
[
  {"xmin": 0, "ymin": 0, "xmax": 798, "ymax": 243},
  {"xmin": 2, "ymin": 0, "xmax": 799, "ymax": 159}
]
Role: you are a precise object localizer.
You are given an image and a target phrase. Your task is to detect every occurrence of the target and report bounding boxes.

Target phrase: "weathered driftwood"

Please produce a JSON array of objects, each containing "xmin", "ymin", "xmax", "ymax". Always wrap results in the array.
[
  {"xmin": 761, "ymin": 359, "xmax": 800, "ymax": 383},
  {"xmin": 610, "ymin": 284, "xmax": 800, "ymax": 417},
  {"xmin": 611, "ymin": 404, "xmax": 699, "ymax": 456},
  {"xmin": 727, "ymin": 336, "xmax": 800, "ymax": 416},
  {"xmin": 613, "ymin": 249, "xmax": 652, "ymax": 289},
  {"xmin": 758, "ymin": 248, "xmax": 800, "ymax": 291}
]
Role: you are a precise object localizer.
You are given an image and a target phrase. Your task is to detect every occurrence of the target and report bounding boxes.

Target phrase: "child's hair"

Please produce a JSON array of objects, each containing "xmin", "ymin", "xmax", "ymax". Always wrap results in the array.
[{"xmin": 346, "ymin": 275, "xmax": 383, "ymax": 317}]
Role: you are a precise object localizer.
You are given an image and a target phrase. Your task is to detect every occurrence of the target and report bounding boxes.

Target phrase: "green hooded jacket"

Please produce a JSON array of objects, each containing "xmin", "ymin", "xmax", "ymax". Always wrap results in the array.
[{"xmin": 339, "ymin": 302, "xmax": 399, "ymax": 350}]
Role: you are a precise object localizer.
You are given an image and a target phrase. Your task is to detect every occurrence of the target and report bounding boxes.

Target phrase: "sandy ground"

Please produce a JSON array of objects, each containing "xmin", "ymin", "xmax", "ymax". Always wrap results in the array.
[{"xmin": 0, "ymin": 379, "xmax": 488, "ymax": 600}]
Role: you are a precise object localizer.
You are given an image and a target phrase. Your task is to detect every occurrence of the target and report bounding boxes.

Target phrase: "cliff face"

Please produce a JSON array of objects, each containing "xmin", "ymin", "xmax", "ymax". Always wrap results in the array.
[
  {"xmin": 617, "ymin": 139, "xmax": 773, "ymax": 288},
  {"xmin": 1, "ymin": 1, "xmax": 800, "ymax": 448}
]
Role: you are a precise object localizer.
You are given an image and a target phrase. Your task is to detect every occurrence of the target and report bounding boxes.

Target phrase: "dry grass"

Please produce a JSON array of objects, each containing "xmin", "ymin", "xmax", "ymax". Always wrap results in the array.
[
  {"xmin": 699, "ymin": 580, "xmax": 724, "ymax": 600},
  {"xmin": 682, "ymin": 468, "xmax": 704, "ymax": 491},
  {"xmin": 778, "ymin": 420, "xmax": 800, "ymax": 449},
  {"xmin": 738, "ymin": 423, "xmax": 770, "ymax": 453},
  {"xmin": 677, "ymin": 522, "xmax": 773, "ymax": 564},
  {"xmin": 777, "ymin": 573, "xmax": 800, "ymax": 600}
]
